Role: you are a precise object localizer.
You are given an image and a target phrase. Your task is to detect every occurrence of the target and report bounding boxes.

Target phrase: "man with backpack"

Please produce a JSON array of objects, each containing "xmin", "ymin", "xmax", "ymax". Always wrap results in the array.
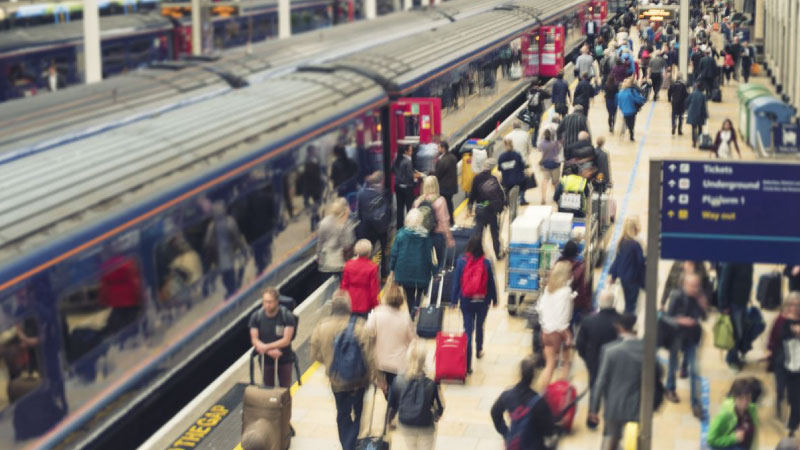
[
  {"xmin": 490, "ymin": 356, "xmax": 556, "ymax": 450},
  {"xmin": 468, "ymin": 158, "xmax": 505, "ymax": 259},
  {"xmin": 357, "ymin": 171, "xmax": 391, "ymax": 279},
  {"xmin": 250, "ymin": 287, "xmax": 297, "ymax": 388},
  {"xmin": 311, "ymin": 291, "xmax": 377, "ymax": 450},
  {"xmin": 526, "ymin": 79, "xmax": 551, "ymax": 147}
]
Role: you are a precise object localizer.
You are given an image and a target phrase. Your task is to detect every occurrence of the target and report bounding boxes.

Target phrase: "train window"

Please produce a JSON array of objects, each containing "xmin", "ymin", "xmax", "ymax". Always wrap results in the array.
[
  {"xmin": 127, "ymin": 38, "xmax": 154, "ymax": 67},
  {"xmin": 230, "ymin": 170, "xmax": 278, "ymax": 276},
  {"xmin": 59, "ymin": 255, "xmax": 144, "ymax": 365},
  {"xmin": 153, "ymin": 231, "xmax": 205, "ymax": 306},
  {"xmin": 0, "ymin": 317, "xmax": 43, "ymax": 410}
]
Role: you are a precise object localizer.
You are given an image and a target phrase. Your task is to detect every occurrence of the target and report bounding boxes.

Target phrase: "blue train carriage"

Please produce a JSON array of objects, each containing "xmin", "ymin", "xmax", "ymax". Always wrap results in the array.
[
  {"xmin": 0, "ymin": 13, "xmax": 176, "ymax": 101},
  {"xmin": 0, "ymin": 68, "xmax": 388, "ymax": 449}
]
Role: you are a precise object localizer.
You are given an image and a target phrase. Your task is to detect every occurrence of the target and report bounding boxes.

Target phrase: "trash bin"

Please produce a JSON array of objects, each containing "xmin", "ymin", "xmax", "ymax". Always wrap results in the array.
[
  {"xmin": 748, "ymin": 97, "xmax": 795, "ymax": 150},
  {"xmin": 737, "ymin": 84, "xmax": 772, "ymax": 142}
]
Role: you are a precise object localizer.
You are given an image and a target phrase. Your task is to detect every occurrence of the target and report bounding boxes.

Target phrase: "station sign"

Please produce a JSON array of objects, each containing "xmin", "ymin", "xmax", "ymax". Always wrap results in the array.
[
  {"xmin": 659, "ymin": 160, "xmax": 800, "ymax": 264},
  {"xmin": 637, "ymin": 6, "xmax": 677, "ymax": 22},
  {"xmin": 774, "ymin": 123, "xmax": 800, "ymax": 154}
]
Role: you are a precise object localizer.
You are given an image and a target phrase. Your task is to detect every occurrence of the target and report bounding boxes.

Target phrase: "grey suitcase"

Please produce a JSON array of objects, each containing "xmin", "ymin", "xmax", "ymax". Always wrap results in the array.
[{"xmin": 242, "ymin": 352, "xmax": 292, "ymax": 450}]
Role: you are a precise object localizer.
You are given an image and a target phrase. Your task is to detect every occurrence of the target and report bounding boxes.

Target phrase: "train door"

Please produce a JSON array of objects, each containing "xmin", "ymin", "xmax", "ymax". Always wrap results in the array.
[
  {"xmin": 539, "ymin": 26, "xmax": 565, "ymax": 77},
  {"xmin": 387, "ymin": 97, "xmax": 441, "ymax": 189},
  {"xmin": 591, "ymin": 1, "xmax": 608, "ymax": 23},
  {"xmin": 521, "ymin": 27, "xmax": 540, "ymax": 78}
]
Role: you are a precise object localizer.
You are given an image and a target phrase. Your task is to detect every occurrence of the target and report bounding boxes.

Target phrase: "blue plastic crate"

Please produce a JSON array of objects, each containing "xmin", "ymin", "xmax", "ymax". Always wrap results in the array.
[
  {"xmin": 509, "ymin": 252, "xmax": 540, "ymax": 271},
  {"xmin": 508, "ymin": 271, "xmax": 539, "ymax": 291},
  {"xmin": 509, "ymin": 241, "xmax": 541, "ymax": 249}
]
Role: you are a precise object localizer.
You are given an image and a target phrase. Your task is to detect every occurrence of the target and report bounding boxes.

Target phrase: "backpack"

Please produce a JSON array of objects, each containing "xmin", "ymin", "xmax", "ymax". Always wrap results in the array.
[
  {"xmin": 528, "ymin": 91, "xmax": 542, "ymax": 109},
  {"xmin": 417, "ymin": 199, "xmax": 437, "ymax": 233},
  {"xmin": 359, "ymin": 188, "xmax": 390, "ymax": 233},
  {"xmin": 506, "ymin": 394, "xmax": 542, "ymax": 450},
  {"xmin": 713, "ymin": 314, "xmax": 735, "ymax": 350},
  {"xmin": 330, "ymin": 316, "xmax": 367, "ymax": 383},
  {"xmin": 724, "ymin": 53, "xmax": 734, "ymax": 67},
  {"xmin": 478, "ymin": 176, "xmax": 505, "ymax": 214},
  {"xmin": 595, "ymin": 44, "xmax": 604, "ymax": 58},
  {"xmin": 398, "ymin": 377, "xmax": 436, "ymax": 426},
  {"xmin": 461, "ymin": 256, "xmax": 488, "ymax": 298}
]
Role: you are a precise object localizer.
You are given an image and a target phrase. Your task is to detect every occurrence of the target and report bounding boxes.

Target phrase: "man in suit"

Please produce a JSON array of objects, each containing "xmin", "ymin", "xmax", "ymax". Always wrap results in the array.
[{"xmin": 588, "ymin": 314, "xmax": 642, "ymax": 450}]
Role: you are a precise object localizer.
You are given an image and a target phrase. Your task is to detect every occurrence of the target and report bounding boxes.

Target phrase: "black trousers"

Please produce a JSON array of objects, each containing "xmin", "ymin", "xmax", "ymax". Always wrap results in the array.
[
  {"xmin": 671, "ymin": 110, "xmax": 684, "ymax": 133},
  {"xmin": 691, "ymin": 124, "xmax": 703, "ymax": 146},
  {"xmin": 651, "ymin": 73, "xmax": 663, "ymax": 99},
  {"xmin": 787, "ymin": 372, "xmax": 800, "ymax": 432},
  {"xmin": 624, "ymin": 114, "xmax": 636, "ymax": 139},
  {"xmin": 742, "ymin": 63, "xmax": 751, "ymax": 83},
  {"xmin": 395, "ymin": 186, "xmax": 415, "ymax": 230},
  {"xmin": 529, "ymin": 110, "xmax": 542, "ymax": 147},
  {"xmin": 442, "ymin": 193, "xmax": 455, "ymax": 225},
  {"xmin": 475, "ymin": 208, "xmax": 501, "ymax": 257}
]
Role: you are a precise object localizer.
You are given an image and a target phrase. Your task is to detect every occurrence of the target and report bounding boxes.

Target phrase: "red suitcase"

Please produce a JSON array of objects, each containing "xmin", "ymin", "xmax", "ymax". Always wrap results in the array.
[
  {"xmin": 545, "ymin": 380, "xmax": 578, "ymax": 432},
  {"xmin": 434, "ymin": 331, "xmax": 467, "ymax": 382}
]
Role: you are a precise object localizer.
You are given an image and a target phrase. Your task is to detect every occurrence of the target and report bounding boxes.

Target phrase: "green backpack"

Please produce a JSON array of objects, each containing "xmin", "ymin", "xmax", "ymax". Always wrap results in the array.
[{"xmin": 713, "ymin": 314, "xmax": 735, "ymax": 350}]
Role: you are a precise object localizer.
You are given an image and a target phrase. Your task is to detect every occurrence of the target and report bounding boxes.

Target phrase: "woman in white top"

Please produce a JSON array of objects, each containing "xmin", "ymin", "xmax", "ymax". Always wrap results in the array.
[
  {"xmin": 713, "ymin": 118, "xmax": 741, "ymax": 160},
  {"xmin": 316, "ymin": 198, "xmax": 355, "ymax": 280},
  {"xmin": 366, "ymin": 284, "xmax": 416, "ymax": 399},
  {"xmin": 537, "ymin": 261, "xmax": 576, "ymax": 389}
]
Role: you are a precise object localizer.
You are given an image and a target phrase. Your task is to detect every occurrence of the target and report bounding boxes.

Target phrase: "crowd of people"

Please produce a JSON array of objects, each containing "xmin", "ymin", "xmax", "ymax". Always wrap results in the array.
[{"xmin": 240, "ymin": 1, "xmax": 800, "ymax": 449}]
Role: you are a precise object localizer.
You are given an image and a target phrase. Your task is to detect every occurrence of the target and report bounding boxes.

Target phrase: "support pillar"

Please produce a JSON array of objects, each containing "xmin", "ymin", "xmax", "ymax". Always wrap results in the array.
[
  {"xmin": 191, "ymin": 0, "xmax": 202, "ymax": 56},
  {"xmin": 754, "ymin": 0, "xmax": 765, "ymax": 41},
  {"xmin": 278, "ymin": 0, "xmax": 290, "ymax": 39},
  {"xmin": 679, "ymin": 0, "xmax": 689, "ymax": 81},
  {"xmin": 402, "ymin": 0, "xmax": 412, "ymax": 11},
  {"xmin": 365, "ymin": 0, "xmax": 376, "ymax": 19},
  {"xmin": 83, "ymin": 0, "xmax": 102, "ymax": 83}
]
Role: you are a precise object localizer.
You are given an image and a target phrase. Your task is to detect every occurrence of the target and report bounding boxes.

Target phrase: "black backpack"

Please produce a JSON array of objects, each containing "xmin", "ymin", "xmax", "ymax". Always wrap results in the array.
[
  {"xmin": 398, "ymin": 377, "xmax": 436, "ymax": 426},
  {"xmin": 359, "ymin": 187, "xmax": 390, "ymax": 233},
  {"xmin": 478, "ymin": 176, "xmax": 505, "ymax": 214},
  {"xmin": 330, "ymin": 317, "xmax": 367, "ymax": 384},
  {"xmin": 417, "ymin": 199, "xmax": 437, "ymax": 233}
]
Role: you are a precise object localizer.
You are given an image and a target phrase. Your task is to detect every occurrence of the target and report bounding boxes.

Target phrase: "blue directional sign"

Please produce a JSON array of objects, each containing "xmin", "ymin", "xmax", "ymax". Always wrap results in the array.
[{"xmin": 660, "ymin": 160, "xmax": 800, "ymax": 264}]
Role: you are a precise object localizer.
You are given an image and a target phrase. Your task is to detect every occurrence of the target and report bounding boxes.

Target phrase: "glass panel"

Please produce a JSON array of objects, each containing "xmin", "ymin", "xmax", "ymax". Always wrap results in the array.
[{"xmin": 0, "ymin": 316, "xmax": 43, "ymax": 411}]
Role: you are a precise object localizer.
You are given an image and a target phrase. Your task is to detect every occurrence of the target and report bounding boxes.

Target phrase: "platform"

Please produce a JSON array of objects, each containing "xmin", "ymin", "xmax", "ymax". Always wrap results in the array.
[{"xmin": 142, "ymin": 38, "xmax": 795, "ymax": 450}]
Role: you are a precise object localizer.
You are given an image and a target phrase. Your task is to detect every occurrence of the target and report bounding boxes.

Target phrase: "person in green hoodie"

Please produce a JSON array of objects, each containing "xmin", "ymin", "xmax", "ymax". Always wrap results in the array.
[
  {"xmin": 707, "ymin": 378, "xmax": 760, "ymax": 450},
  {"xmin": 390, "ymin": 208, "xmax": 435, "ymax": 319}
]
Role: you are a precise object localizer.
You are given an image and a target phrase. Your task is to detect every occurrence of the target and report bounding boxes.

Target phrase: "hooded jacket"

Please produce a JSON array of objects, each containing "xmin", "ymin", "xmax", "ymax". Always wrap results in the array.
[
  {"xmin": 390, "ymin": 227, "xmax": 434, "ymax": 287},
  {"xmin": 707, "ymin": 398, "xmax": 759, "ymax": 450}
]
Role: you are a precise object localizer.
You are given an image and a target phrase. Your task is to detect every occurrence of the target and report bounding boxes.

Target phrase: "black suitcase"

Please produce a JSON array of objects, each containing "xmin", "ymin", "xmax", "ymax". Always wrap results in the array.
[
  {"xmin": 356, "ymin": 386, "xmax": 389, "ymax": 450},
  {"xmin": 451, "ymin": 226, "xmax": 477, "ymax": 260},
  {"xmin": 711, "ymin": 87, "xmax": 722, "ymax": 102},
  {"xmin": 418, "ymin": 272, "xmax": 445, "ymax": 338},
  {"xmin": 757, "ymin": 271, "xmax": 782, "ymax": 310}
]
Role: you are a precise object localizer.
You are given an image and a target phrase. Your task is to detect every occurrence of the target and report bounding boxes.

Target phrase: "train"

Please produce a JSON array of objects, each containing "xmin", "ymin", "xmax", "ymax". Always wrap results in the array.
[
  {"xmin": 0, "ymin": 0, "xmax": 365, "ymax": 102},
  {"xmin": 0, "ymin": 0, "xmax": 611, "ymax": 448}
]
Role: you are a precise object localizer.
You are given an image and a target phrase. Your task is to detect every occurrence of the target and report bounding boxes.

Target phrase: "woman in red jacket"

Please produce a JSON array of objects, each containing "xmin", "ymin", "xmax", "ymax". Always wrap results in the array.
[{"xmin": 340, "ymin": 239, "xmax": 380, "ymax": 318}]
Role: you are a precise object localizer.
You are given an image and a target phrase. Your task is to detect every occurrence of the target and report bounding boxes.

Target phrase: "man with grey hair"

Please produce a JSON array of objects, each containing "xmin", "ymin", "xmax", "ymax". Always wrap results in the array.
[
  {"xmin": 468, "ymin": 157, "xmax": 505, "ymax": 258},
  {"xmin": 311, "ymin": 290, "xmax": 376, "ymax": 450},
  {"xmin": 576, "ymin": 288, "xmax": 622, "ymax": 430}
]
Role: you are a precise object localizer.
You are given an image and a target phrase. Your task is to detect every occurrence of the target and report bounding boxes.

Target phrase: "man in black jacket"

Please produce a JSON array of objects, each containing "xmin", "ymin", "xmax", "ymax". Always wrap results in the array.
[
  {"xmin": 491, "ymin": 357, "xmax": 556, "ymax": 450},
  {"xmin": 697, "ymin": 49, "xmax": 717, "ymax": 98},
  {"xmin": 435, "ymin": 141, "xmax": 458, "ymax": 225},
  {"xmin": 717, "ymin": 263, "xmax": 754, "ymax": 369},
  {"xmin": 573, "ymin": 73, "xmax": 596, "ymax": 114},
  {"xmin": 577, "ymin": 289, "xmax": 621, "ymax": 396},
  {"xmin": 667, "ymin": 73, "xmax": 689, "ymax": 135},
  {"xmin": 468, "ymin": 158, "xmax": 504, "ymax": 258},
  {"xmin": 557, "ymin": 105, "xmax": 591, "ymax": 148}
]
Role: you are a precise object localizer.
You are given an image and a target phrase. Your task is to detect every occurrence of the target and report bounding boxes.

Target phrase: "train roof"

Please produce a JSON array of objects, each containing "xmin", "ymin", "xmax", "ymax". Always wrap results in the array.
[
  {"xmin": 0, "ymin": 0, "xmax": 512, "ymax": 159},
  {"xmin": 318, "ymin": 0, "xmax": 586, "ymax": 95},
  {"xmin": 0, "ymin": 68, "xmax": 385, "ymax": 265},
  {"xmin": 0, "ymin": 12, "xmax": 173, "ymax": 54}
]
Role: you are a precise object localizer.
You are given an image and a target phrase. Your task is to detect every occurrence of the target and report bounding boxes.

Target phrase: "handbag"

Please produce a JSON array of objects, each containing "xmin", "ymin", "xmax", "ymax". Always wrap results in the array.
[{"xmin": 525, "ymin": 172, "xmax": 538, "ymax": 190}]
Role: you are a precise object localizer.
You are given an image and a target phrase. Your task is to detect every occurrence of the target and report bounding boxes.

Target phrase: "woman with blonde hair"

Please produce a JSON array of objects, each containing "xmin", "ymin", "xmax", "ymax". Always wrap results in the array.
[
  {"xmin": 609, "ymin": 216, "xmax": 645, "ymax": 314},
  {"xmin": 316, "ymin": 197, "xmax": 355, "ymax": 281},
  {"xmin": 537, "ymin": 261, "xmax": 576, "ymax": 388},
  {"xmin": 390, "ymin": 209, "xmax": 435, "ymax": 318},
  {"xmin": 387, "ymin": 341, "xmax": 444, "ymax": 449},
  {"xmin": 366, "ymin": 284, "xmax": 416, "ymax": 399},
  {"xmin": 414, "ymin": 176, "xmax": 454, "ymax": 271}
]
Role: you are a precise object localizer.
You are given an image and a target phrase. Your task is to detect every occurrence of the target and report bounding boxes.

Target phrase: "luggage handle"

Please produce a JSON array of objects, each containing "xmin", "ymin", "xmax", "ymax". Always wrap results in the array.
[
  {"xmin": 249, "ymin": 349, "xmax": 280, "ymax": 389},
  {"xmin": 434, "ymin": 246, "xmax": 456, "ymax": 308},
  {"xmin": 364, "ymin": 385, "xmax": 389, "ymax": 439},
  {"xmin": 443, "ymin": 307, "xmax": 464, "ymax": 334}
]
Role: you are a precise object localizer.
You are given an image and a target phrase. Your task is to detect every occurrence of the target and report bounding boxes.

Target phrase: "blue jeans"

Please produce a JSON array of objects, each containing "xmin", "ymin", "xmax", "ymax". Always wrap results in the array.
[
  {"xmin": 333, "ymin": 387, "xmax": 365, "ymax": 450},
  {"xmin": 621, "ymin": 280, "xmax": 640, "ymax": 314},
  {"xmin": 461, "ymin": 301, "xmax": 489, "ymax": 371},
  {"xmin": 667, "ymin": 341, "xmax": 700, "ymax": 408},
  {"xmin": 725, "ymin": 304, "xmax": 746, "ymax": 365}
]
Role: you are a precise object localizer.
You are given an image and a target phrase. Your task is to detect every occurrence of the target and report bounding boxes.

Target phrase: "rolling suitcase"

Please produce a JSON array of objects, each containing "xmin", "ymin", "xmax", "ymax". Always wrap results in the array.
[
  {"xmin": 451, "ymin": 226, "xmax": 477, "ymax": 260},
  {"xmin": 242, "ymin": 352, "xmax": 292, "ymax": 450},
  {"xmin": 711, "ymin": 87, "xmax": 722, "ymax": 102},
  {"xmin": 417, "ymin": 276, "xmax": 444, "ymax": 338},
  {"xmin": 545, "ymin": 380, "xmax": 579, "ymax": 433},
  {"xmin": 355, "ymin": 386, "xmax": 389, "ymax": 450},
  {"xmin": 434, "ymin": 310, "xmax": 468, "ymax": 383},
  {"xmin": 756, "ymin": 271, "xmax": 782, "ymax": 310}
]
